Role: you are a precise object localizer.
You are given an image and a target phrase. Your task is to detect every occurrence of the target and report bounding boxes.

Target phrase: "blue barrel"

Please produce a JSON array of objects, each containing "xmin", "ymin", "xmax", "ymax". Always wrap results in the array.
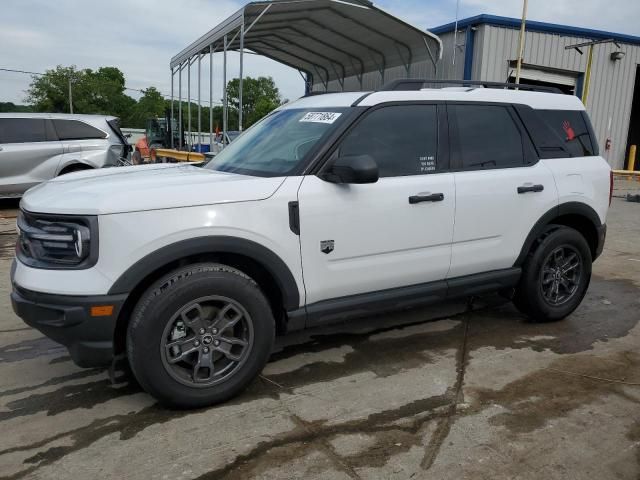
[{"xmin": 192, "ymin": 144, "xmax": 210, "ymax": 153}]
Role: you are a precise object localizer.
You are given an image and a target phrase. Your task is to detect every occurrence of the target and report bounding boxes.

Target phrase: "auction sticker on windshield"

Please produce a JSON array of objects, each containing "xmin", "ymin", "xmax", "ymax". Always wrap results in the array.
[{"xmin": 299, "ymin": 112, "xmax": 342, "ymax": 124}]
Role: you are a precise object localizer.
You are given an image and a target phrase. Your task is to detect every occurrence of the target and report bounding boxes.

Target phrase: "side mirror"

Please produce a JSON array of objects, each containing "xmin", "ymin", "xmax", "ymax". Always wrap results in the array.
[{"xmin": 322, "ymin": 154, "xmax": 379, "ymax": 184}]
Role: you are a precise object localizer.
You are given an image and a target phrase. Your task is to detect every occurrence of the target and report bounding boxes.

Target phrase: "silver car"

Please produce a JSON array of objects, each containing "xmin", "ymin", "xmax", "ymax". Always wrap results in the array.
[{"xmin": 0, "ymin": 113, "xmax": 130, "ymax": 197}]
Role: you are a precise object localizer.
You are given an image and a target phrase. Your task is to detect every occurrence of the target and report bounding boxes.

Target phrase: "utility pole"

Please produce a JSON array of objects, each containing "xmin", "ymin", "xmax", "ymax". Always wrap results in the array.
[
  {"xmin": 68, "ymin": 75, "xmax": 73, "ymax": 114},
  {"xmin": 515, "ymin": 0, "xmax": 528, "ymax": 85}
]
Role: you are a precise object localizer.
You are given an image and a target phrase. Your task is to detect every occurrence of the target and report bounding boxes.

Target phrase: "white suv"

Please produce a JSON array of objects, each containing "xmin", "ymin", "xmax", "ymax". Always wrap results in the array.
[{"xmin": 11, "ymin": 81, "xmax": 611, "ymax": 408}]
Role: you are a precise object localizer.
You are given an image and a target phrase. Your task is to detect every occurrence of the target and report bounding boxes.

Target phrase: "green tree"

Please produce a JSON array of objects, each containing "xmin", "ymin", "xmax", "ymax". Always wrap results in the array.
[
  {"xmin": 24, "ymin": 66, "xmax": 284, "ymax": 134},
  {"xmin": 0, "ymin": 102, "xmax": 31, "ymax": 113},
  {"xmin": 225, "ymin": 76, "xmax": 282, "ymax": 129},
  {"xmin": 26, "ymin": 65, "xmax": 135, "ymax": 122},
  {"xmin": 128, "ymin": 87, "xmax": 167, "ymax": 128},
  {"xmin": 27, "ymin": 65, "xmax": 83, "ymax": 113}
]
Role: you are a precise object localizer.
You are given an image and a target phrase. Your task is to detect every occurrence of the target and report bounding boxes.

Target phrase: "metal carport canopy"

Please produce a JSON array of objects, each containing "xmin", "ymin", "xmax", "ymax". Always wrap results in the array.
[{"xmin": 169, "ymin": 0, "xmax": 442, "ymax": 89}]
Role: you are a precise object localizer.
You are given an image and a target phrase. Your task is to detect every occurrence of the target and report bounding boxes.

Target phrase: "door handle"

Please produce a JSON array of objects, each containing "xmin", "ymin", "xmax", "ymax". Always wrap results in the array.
[
  {"xmin": 517, "ymin": 184, "xmax": 544, "ymax": 194},
  {"xmin": 409, "ymin": 193, "xmax": 444, "ymax": 204}
]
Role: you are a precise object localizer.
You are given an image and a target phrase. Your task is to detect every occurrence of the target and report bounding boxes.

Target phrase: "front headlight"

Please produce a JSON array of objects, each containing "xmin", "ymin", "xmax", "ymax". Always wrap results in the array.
[{"xmin": 16, "ymin": 211, "xmax": 98, "ymax": 269}]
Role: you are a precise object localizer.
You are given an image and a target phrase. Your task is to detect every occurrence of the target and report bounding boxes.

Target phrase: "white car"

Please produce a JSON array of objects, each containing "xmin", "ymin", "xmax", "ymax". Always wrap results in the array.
[{"xmin": 11, "ymin": 81, "xmax": 611, "ymax": 408}]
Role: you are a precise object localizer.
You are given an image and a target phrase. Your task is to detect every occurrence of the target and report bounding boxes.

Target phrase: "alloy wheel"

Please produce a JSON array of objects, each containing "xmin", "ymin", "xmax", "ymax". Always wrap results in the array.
[
  {"xmin": 539, "ymin": 245, "xmax": 583, "ymax": 306},
  {"xmin": 160, "ymin": 295, "xmax": 254, "ymax": 387}
]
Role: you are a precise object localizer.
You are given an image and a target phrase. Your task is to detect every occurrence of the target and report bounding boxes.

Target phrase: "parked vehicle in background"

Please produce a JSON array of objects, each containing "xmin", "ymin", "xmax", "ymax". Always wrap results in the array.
[
  {"xmin": 132, "ymin": 113, "xmax": 184, "ymax": 164},
  {"xmin": 11, "ymin": 81, "xmax": 611, "ymax": 408},
  {"xmin": 210, "ymin": 130, "xmax": 240, "ymax": 156},
  {"xmin": 0, "ymin": 113, "xmax": 130, "ymax": 197}
]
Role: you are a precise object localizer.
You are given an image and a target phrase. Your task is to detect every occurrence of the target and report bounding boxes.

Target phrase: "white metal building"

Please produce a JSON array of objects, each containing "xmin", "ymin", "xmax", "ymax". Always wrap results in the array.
[{"xmin": 431, "ymin": 15, "xmax": 640, "ymax": 170}]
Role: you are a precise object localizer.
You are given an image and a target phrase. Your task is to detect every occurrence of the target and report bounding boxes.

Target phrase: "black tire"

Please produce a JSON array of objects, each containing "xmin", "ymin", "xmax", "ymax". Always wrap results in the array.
[
  {"xmin": 513, "ymin": 226, "xmax": 592, "ymax": 322},
  {"xmin": 127, "ymin": 263, "xmax": 275, "ymax": 408},
  {"xmin": 132, "ymin": 150, "xmax": 143, "ymax": 165},
  {"xmin": 59, "ymin": 164, "xmax": 92, "ymax": 176}
]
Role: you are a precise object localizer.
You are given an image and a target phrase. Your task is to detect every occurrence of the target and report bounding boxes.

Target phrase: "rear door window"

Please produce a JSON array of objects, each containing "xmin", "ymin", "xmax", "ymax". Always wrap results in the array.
[
  {"xmin": 536, "ymin": 110, "xmax": 596, "ymax": 157},
  {"xmin": 449, "ymin": 105, "xmax": 524, "ymax": 169},
  {"xmin": 0, "ymin": 118, "xmax": 52, "ymax": 143},
  {"xmin": 52, "ymin": 120, "xmax": 107, "ymax": 140},
  {"xmin": 338, "ymin": 105, "xmax": 439, "ymax": 177}
]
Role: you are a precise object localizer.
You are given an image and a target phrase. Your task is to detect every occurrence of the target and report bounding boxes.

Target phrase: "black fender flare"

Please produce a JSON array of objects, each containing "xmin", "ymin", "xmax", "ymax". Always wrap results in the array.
[
  {"xmin": 107, "ymin": 236, "xmax": 300, "ymax": 310},
  {"xmin": 514, "ymin": 202, "xmax": 602, "ymax": 266}
]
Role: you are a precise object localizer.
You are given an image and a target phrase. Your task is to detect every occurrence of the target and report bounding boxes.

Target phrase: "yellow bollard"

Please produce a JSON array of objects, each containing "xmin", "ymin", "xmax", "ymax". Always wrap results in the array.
[{"xmin": 628, "ymin": 145, "xmax": 637, "ymax": 172}]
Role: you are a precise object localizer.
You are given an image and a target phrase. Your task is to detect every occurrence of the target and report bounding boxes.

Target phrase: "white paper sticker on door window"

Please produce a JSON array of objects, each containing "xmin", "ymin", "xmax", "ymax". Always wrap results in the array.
[{"xmin": 299, "ymin": 112, "xmax": 342, "ymax": 124}]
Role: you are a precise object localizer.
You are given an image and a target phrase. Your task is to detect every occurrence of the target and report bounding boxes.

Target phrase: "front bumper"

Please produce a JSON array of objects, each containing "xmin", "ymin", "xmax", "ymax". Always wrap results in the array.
[{"xmin": 11, "ymin": 278, "xmax": 126, "ymax": 367}]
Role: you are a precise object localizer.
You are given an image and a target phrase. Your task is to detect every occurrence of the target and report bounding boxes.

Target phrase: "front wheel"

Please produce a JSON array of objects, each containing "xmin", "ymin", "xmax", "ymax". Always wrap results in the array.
[
  {"xmin": 514, "ymin": 226, "xmax": 592, "ymax": 322},
  {"xmin": 127, "ymin": 263, "xmax": 275, "ymax": 408}
]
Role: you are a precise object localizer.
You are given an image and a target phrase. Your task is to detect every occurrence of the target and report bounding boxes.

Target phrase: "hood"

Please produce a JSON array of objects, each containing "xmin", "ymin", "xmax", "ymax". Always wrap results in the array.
[{"xmin": 21, "ymin": 163, "xmax": 286, "ymax": 215}]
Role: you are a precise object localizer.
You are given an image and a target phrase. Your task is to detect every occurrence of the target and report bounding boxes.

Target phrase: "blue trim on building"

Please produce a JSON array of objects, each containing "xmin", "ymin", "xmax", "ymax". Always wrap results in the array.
[
  {"xmin": 431, "ymin": 14, "xmax": 640, "ymax": 47},
  {"xmin": 463, "ymin": 26, "xmax": 474, "ymax": 80}
]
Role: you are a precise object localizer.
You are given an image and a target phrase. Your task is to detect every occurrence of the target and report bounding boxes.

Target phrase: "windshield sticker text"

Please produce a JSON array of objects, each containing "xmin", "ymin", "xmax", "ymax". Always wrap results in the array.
[{"xmin": 300, "ymin": 112, "xmax": 342, "ymax": 124}]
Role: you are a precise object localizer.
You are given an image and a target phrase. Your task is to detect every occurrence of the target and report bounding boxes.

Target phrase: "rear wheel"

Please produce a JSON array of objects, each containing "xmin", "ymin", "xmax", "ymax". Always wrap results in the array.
[
  {"xmin": 513, "ymin": 226, "xmax": 592, "ymax": 322},
  {"xmin": 58, "ymin": 164, "xmax": 92, "ymax": 176},
  {"xmin": 127, "ymin": 263, "xmax": 275, "ymax": 408}
]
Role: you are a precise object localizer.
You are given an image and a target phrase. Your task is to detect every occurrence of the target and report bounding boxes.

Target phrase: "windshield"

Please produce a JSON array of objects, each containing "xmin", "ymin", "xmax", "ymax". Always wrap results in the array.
[{"xmin": 205, "ymin": 108, "xmax": 348, "ymax": 176}]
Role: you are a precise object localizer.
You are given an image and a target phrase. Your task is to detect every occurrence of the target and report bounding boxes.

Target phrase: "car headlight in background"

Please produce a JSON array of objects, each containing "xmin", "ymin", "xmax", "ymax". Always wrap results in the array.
[{"xmin": 16, "ymin": 211, "xmax": 98, "ymax": 269}]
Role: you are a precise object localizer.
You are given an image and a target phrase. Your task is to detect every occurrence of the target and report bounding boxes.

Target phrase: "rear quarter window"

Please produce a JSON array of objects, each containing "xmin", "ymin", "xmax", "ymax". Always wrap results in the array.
[
  {"xmin": 52, "ymin": 119, "xmax": 107, "ymax": 140},
  {"xmin": 537, "ymin": 110, "xmax": 597, "ymax": 157}
]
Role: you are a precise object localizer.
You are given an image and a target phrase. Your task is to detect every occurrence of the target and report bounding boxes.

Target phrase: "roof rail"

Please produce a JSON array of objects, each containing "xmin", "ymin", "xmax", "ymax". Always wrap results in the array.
[
  {"xmin": 378, "ymin": 79, "xmax": 564, "ymax": 94},
  {"xmin": 303, "ymin": 90, "xmax": 346, "ymax": 97}
]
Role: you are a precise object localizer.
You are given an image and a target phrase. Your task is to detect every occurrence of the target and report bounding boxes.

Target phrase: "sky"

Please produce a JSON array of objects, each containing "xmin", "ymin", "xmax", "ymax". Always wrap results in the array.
[{"xmin": 1, "ymin": 0, "xmax": 639, "ymax": 107}]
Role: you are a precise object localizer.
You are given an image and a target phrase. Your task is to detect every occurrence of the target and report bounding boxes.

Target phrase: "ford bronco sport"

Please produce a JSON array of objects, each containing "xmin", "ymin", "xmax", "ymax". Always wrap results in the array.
[{"xmin": 11, "ymin": 80, "xmax": 610, "ymax": 408}]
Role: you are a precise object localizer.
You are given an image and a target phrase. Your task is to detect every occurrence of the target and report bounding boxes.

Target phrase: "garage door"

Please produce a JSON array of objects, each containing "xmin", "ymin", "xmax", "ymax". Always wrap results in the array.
[{"xmin": 517, "ymin": 66, "xmax": 577, "ymax": 87}]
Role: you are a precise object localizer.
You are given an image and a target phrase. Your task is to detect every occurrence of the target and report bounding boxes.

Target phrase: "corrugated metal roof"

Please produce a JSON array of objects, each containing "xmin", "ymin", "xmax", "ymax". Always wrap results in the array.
[
  {"xmin": 170, "ymin": 0, "xmax": 442, "ymax": 87},
  {"xmin": 431, "ymin": 14, "xmax": 640, "ymax": 47}
]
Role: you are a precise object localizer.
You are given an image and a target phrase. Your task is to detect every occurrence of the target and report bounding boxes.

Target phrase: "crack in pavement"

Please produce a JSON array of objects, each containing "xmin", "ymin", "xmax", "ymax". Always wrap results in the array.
[
  {"xmin": 191, "ymin": 312, "xmax": 475, "ymax": 479},
  {"xmin": 191, "ymin": 396, "xmax": 453, "ymax": 480},
  {"xmin": 421, "ymin": 304, "xmax": 471, "ymax": 470},
  {"xmin": 291, "ymin": 414, "xmax": 363, "ymax": 480},
  {"xmin": 0, "ymin": 369, "xmax": 104, "ymax": 399}
]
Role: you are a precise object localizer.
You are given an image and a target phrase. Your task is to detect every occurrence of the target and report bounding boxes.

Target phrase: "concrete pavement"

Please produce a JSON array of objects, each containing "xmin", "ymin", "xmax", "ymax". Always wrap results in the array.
[{"xmin": 0, "ymin": 197, "xmax": 639, "ymax": 479}]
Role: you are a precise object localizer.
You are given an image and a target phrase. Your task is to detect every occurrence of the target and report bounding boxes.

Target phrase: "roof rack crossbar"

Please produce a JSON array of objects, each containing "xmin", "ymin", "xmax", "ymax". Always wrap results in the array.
[{"xmin": 378, "ymin": 78, "xmax": 564, "ymax": 94}]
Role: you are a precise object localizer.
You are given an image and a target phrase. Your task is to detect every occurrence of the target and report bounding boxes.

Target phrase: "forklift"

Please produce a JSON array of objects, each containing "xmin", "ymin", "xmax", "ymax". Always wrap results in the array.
[{"xmin": 132, "ymin": 109, "xmax": 186, "ymax": 164}]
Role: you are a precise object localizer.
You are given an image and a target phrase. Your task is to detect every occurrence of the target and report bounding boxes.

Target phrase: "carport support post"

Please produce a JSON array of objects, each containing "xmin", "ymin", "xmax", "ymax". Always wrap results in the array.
[
  {"xmin": 198, "ymin": 55, "xmax": 202, "ymax": 151},
  {"xmin": 223, "ymin": 35, "xmax": 228, "ymax": 148},
  {"xmin": 170, "ymin": 68, "xmax": 174, "ymax": 149},
  {"xmin": 209, "ymin": 45, "xmax": 214, "ymax": 149},
  {"xmin": 239, "ymin": 21, "xmax": 245, "ymax": 132},
  {"xmin": 178, "ymin": 64, "xmax": 183, "ymax": 150},
  {"xmin": 187, "ymin": 61, "xmax": 192, "ymax": 149}
]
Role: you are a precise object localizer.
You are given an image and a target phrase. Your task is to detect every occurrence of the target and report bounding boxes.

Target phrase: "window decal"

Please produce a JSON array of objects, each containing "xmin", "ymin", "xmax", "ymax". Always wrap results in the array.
[
  {"xmin": 562, "ymin": 120, "xmax": 576, "ymax": 141},
  {"xmin": 419, "ymin": 155, "xmax": 436, "ymax": 173},
  {"xmin": 299, "ymin": 112, "xmax": 342, "ymax": 124}
]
